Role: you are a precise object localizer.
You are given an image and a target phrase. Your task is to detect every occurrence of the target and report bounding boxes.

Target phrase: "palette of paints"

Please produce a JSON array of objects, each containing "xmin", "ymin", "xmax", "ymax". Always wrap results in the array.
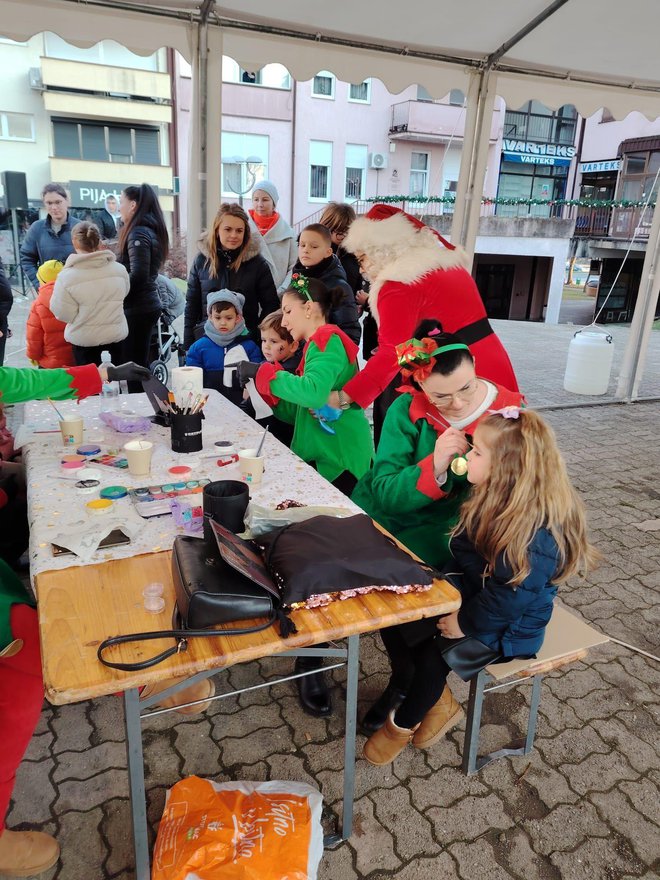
[{"xmin": 128, "ymin": 479, "xmax": 211, "ymax": 518}]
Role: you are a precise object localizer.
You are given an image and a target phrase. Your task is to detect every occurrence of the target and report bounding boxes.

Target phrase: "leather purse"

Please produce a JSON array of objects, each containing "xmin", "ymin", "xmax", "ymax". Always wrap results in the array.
[{"xmin": 97, "ymin": 536, "xmax": 280, "ymax": 672}]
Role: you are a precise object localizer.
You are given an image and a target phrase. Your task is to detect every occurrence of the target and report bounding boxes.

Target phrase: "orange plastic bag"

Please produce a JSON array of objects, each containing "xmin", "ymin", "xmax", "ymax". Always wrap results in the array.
[{"xmin": 152, "ymin": 776, "xmax": 324, "ymax": 880}]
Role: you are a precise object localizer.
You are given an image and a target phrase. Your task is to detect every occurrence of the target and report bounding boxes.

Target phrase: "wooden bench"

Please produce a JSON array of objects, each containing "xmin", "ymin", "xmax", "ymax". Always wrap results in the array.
[{"xmin": 461, "ymin": 603, "xmax": 609, "ymax": 775}]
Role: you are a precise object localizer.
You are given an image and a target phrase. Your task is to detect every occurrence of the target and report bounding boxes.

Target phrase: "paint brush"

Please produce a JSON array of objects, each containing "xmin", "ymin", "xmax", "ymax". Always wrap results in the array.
[{"xmin": 47, "ymin": 398, "xmax": 65, "ymax": 420}]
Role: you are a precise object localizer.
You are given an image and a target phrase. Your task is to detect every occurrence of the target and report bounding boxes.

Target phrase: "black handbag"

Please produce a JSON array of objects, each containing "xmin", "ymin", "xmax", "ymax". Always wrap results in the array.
[{"xmin": 97, "ymin": 535, "xmax": 281, "ymax": 672}]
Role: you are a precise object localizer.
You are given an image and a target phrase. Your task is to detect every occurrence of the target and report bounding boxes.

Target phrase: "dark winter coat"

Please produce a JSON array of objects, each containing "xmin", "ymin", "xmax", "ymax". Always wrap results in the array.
[
  {"xmin": 291, "ymin": 254, "xmax": 361, "ymax": 344},
  {"xmin": 117, "ymin": 215, "xmax": 163, "ymax": 316},
  {"xmin": 19, "ymin": 212, "xmax": 83, "ymax": 289},
  {"xmin": 184, "ymin": 238, "xmax": 279, "ymax": 349},
  {"xmin": 447, "ymin": 528, "xmax": 560, "ymax": 659}
]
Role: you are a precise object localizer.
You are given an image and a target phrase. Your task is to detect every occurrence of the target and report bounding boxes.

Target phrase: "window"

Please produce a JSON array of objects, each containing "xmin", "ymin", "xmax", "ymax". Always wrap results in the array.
[
  {"xmin": 344, "ymin": 144, "xmax": 367, "ymax": 199},
  {"xmin": 349, "ymin": 80, "xmax": 371, "ymax": 104},
  {"xmin": 0, "ymin": 111, "xmax": 35, "ymax": 142},
  {"xmin": 309, "ymin": 140, "xmax": 332, "ymax": 200},
  {"xmin": 52, "ymin": 120, "xmax": 161, "ymax": 165},
  {"xmin": 504, "ymin": 101, "xmax": 577, "ymax": 146},
  {"xmin": 312, "ymin": 71, "xmax": 335, "ymax": 99},
  {"xmin": 221, "ymin": 132, "xmax": 268, "ymax": 198},
  {"xmin": 410, "ymin": 152, "xmax": 429, "ymax": 197}
]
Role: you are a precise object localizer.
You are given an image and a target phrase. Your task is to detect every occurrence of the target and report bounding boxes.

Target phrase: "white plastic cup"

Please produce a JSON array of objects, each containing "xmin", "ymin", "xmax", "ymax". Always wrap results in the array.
[
  {"xmin": 237, "ymin": 447, "xmax": 264, "ymax": 486},
  {"xmin": 123, "ymin": 440, "xmax": 153, "ymax": 477},
  {"xmin": 59, "ymin": 416, "xmax": 84, "ymax": 447}
]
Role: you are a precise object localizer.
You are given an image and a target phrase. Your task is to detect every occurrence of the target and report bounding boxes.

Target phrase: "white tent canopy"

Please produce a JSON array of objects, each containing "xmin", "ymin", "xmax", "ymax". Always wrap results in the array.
[{"xmin": 2, "ymin": 0, "xmax": 659, "ymax": 401}]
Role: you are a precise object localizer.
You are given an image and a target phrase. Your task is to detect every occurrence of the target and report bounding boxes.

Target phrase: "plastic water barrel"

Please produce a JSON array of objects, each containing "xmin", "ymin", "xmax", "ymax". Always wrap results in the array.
[{"xmin": 563, "ymin": 327, "xmax": 614, "ymax": 395}]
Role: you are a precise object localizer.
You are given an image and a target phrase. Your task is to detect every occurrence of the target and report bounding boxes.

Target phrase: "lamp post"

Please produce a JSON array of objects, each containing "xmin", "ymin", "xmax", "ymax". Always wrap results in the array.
[{"xmin": 221, "ymin": 154, "xmax": 263, "ymax": 206}]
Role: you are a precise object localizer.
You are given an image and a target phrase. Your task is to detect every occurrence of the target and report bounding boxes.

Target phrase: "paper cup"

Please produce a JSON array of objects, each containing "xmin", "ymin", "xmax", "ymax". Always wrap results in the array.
[
  {"xmin": 123, "ymin": 440, "xmax": 153, "ymax": 477},
  {"xmin": 59, "ymin": 416, "xmax": 84, "ymax": 447},
  {"xmin": 238, "ymin": 447, "xmax": 264, "ymax": 486}
]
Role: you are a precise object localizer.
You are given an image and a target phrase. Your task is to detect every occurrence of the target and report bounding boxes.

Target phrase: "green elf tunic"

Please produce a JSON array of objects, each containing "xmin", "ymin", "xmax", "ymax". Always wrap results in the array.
[
  {"xmin": 255, "ymin": 325, "xmax": 373, "ymax": 483},
  {"xmin": 0, "ymin": 363, "xmax": 101, "ymax": 652},
  {"xmin": 352, "ymin": 383, "xmax": 524, "ymax": 568}
]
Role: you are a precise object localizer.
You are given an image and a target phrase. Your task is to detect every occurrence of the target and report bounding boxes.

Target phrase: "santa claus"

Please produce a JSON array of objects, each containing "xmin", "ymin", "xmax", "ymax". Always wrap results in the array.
[{"xmin": 331, "ymin": 204, "xmax": 519, "ymax": 442}]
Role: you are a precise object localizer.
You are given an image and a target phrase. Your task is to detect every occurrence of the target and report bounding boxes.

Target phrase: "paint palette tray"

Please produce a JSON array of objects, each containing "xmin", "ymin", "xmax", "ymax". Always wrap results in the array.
[{"xmin": 128, "ymin": 479, "xmax": 211, "ymax": 518}]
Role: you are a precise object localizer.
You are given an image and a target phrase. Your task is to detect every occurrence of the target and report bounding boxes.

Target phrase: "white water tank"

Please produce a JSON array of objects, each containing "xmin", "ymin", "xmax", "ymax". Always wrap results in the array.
[{"xmin": 563, "ymin": 327, "xmax": 614, "ymax": 395}]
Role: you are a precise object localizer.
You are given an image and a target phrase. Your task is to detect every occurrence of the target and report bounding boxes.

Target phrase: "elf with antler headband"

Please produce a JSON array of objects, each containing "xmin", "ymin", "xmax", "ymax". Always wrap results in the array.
[
  {"xmin": 331, "ymin": 204, "xmax": 518, "ymax": 445},
  {"xmin": 352, "ymin": 319, "xmax": 524, "ymax": 737}
]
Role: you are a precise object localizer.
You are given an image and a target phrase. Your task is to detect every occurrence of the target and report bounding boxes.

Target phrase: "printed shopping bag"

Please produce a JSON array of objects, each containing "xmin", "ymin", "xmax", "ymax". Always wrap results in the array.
[{"xmin": 152, "ymin": 776, "xmax": 324, "ymax": 880}]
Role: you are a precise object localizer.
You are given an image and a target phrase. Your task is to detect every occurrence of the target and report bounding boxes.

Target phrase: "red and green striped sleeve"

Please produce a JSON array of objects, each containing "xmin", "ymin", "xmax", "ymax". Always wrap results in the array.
[{"xmin": 0, "ymin": 364, "xmax": 101, "ymax": 406}]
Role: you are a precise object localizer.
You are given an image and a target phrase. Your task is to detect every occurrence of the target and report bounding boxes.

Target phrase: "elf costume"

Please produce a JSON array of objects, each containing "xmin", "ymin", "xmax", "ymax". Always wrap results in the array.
[
  {"xmin": 255, "ymin": 325, "xmax": 373, "ymax": 484},
  {"xmin": 352, "ymin": 383, "xmax": 524, "ymax": 568},
  {"xmin": 0, "ymin": 362, "xmax": 100, "ymax": 868},
  {"xmin": 342, "ymin": 205, "xmax": 519, "ymax": 411}
]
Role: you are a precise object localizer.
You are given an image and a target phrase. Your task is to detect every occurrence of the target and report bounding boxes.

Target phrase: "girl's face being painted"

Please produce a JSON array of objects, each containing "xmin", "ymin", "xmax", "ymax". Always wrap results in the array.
[
  {"xmin": 419, "ymin": 361, "xmax": 480, "ymax": 421},
  {"xmin": 466, "ymin": 424, "xmax": 493, "ymax": 486},
  {"xmin": 281, "ymin": 292, "xmax": 320, "ymax": 342}
]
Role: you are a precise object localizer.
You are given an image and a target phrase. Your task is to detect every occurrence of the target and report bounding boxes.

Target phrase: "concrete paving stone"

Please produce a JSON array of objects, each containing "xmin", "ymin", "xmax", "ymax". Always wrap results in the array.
[
  {"xmin": 370, "ymin": 785, "xmax": 440, "ymax": 861},
  {"xmin": 559, "ymin": 749, "xmax": 639, "ymax": 796},
  {"xmin": 523, "ymin": 802, "xmax": 610, "ymax": 856},
  {"xmin": 88, "ymin": 696, "xmax": 127, "ymax": 744},
  {"xmin": 210, "ymin": 699, "xmax": 283, "ymax": 740},
  {"xmin": 450, "ymin": 838, "xmax": 526, "ymax": 880},
  {"xmin": 49, "ymin": 703, "xmax": 93, "ymax": 754},
  {"xmin": 550, "ymin": 834, "xmax": 648, "ymax": 879},
  {"xmin": 369, "ymin": 851, "xmax": 460, "ymax": 880},
  {"xmin": 6, "ymin": 759, "xmax": 56, "ymax": 826},
  {"xmin": 52, "ymin": 741, "xmax": 127, "ymax": 784},
  {"xmin": 408, "ymin": 767, "xmax": 490, "ymax": 813},
  {"xmin": 174, "ymin": 718, "xmax": 226, "ymax": 778},
  {"xmin": 318, "ymin": 840, "xmax": 359, "ymax": 880},
  {"xmin": 590, "ymin": 787, "xmax": 660, "ymax": 865},
  {"xmin": 101, "ymin": 798, "xmax": 135, "ymax": 878},
  {"xmin": 619, "ymin": 777, "xmax": 660, "ymax": 827},
  {"xmin": 491, "ymin": 827, "xmax": 563, "ymax": 880},
  {"xmin": 51, "ymin": 808, "xmax": 106, "ymax": 880},
  {"xmin": 535, "ymin": 724, "xmax": 611, "ymax": 766},
  {"xmin": 590, "ymin": 716, "xmax": 660, "ymax": 774},
  {"xmin": 55, "ymin": 767, "xmax": 129, "ymax": 813},
  {"xmin": 427, "ymin": 793, "xmax": 514, "ymax": 845},
  {"xmin": 22, "ymin": 730, "xmax": 52, "ymax": 763},
  {"xmin": 520, "ymin": 763, "xmax": 581, "ymax": 809},
  {"xmin": 350, "ymin": 795, "xmax": 402, "ymax": 876}
]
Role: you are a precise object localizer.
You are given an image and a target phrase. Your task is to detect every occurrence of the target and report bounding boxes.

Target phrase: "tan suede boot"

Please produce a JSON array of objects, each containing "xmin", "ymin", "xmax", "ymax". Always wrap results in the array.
[
  {"xmin": 363, "ymin": 711, "xmax": 418, "ymax": 765},
  {"xmin": 412, "ymin": 685, "xmax": 464, "ymax": 748},
  {"xmin": 0, "ymin": 829, "xmax": 60, "ymax": 877},
  {"xmin": 140, "ymin": 677, "xmax": 215, "ymax": 716}
]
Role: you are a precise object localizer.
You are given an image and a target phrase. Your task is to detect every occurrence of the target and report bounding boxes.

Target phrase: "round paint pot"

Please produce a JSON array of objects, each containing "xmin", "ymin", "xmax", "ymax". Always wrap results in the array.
[
  {"xmin": 168, "ymin": 464, "xmax": 192, "ymax": 480},
  {"xmin": 77, "ymin": 444, "xmax": 101, "ymax": 457},
  {"xmin": 75, "ymin": 479, "xmax": 100, "ymax": 495},
  {"xmin": 100, "ymin": 485, "xmax": 128, "ymax": 500},
  {"xmin": 86, "ymin": 498, "xmax": 113, "ymax": 514}
]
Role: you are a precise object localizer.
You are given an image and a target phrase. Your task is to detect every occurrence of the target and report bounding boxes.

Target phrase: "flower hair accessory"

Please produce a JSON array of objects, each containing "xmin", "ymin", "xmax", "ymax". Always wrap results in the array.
[
  {"xmin": 396, "ymin": 337, "xmax": 470, "ymax": 383},
  {"xmin": 488, "ymin": 406, "xmax": 521, "ymax": 420},
  {"xmin": 290, "ymin": 273, "xmax": 312, "ymax": 301}
]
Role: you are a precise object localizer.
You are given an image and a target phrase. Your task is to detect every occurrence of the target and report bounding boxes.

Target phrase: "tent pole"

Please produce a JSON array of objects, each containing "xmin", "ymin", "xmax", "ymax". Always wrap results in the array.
[
  {"xmin": 615, "ymin": 196, "xmax": 660, "ymax": 400},
  {"xmin": 450, "ymin": 68, "xmax": 496, "ymax": 260}
]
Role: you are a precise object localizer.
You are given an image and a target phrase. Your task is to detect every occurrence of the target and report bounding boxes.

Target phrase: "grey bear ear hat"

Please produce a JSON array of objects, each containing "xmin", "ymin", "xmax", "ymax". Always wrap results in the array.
[
  {"xmin": 252, "ymin": 180, "xmax": 279, "ymax": 205},
  {"xmin": 206, "ymin": 289, "xmax": 246, "ymax": 314}
]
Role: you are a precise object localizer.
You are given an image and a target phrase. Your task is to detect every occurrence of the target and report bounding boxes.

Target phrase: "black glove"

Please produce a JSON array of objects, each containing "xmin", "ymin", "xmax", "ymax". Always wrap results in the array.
[
  {"xmin": 237, "ymin": 361, "xmax": 261, "ymax": 387},
  {"xmin": 106, "ymin": 362, "xmax": 152, "ymax": 383}
]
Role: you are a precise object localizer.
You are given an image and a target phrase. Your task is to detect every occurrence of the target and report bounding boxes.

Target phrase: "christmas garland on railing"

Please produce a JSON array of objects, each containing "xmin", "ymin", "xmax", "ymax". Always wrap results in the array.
[{"xmin": 364, "ymin": 195, "xmax": 656, "ymax": 208}]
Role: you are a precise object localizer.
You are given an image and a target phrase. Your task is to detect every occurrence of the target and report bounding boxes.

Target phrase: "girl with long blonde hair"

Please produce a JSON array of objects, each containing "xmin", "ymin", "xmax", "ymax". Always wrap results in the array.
[{"xmin": 364, "ymin": 407, "xmax": 597, "ymax": 766}]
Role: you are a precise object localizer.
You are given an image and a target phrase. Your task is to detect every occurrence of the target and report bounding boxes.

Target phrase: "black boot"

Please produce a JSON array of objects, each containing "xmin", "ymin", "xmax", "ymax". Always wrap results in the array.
[
  {"xmin": 294, "ymin": 656, "xmax": 332, "ymax": 717},
  {"xmin": 360, "ymin": 678, "xmax": 410, "ymax": 735}
]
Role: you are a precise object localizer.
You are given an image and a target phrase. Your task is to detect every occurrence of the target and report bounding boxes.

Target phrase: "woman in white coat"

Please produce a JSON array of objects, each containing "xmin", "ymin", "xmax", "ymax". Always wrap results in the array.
[
  {"xmin": 248, "ymin": 181, "xmax": 297, "ymax": 295},
  {"xmin": 50, "ymin": 221, "xmax": 130, "ymax": 366}
]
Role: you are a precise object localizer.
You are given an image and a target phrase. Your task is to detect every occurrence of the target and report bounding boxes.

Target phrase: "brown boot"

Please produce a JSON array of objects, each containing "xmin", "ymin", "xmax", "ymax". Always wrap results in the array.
[
  {"xmin": 0, "ymin": 829, "xmax": 60, "ymax": 877},
  {"xmin": 412, "ymin": 685, "xmax": 464, "ymax": 749},
  {"xmin": 363, "ymin": 711, "xmax": 418, "ymax": 765},
  {"xmin": 140, "ymin": 677, "xmax": 215, "ymax": 716}
]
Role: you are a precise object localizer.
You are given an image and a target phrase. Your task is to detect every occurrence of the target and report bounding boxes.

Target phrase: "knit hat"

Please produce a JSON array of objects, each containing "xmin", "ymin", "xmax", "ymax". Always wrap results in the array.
[
  {"xmin": 36, "ymin": 259, "xmax": 64, "ymax": 284},
  {"xmin": 206, "ymin": 289, "xmax": 246, "ymax": 315},
  {"xmin": 343, "ymin": 204, "xmax": 455, "ymax": 256},
  {"xmin": 252, "ymin": 180, "xmax": 279, "ymax": 206}
]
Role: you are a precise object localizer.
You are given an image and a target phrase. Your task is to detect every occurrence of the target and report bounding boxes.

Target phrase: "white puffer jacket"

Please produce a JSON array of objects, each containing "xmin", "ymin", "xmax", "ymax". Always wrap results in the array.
[{"xmin": 51, "ymin": 250, "xmax": 130, "ymax": 347}]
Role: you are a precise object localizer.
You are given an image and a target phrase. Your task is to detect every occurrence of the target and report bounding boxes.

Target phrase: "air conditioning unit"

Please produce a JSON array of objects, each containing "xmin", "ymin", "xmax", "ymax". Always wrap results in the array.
[
  {"xmin": 29, "ymin": 68, "xmax": 43, "ymax": 91},
  {"xmin": 369, "ymin": 152, "xmax": 388, "ymax": 170}
]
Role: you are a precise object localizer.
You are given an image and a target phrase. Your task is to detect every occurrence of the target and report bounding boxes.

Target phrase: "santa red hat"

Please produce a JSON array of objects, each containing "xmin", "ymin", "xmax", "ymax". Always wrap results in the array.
[{"xmin": 344, "ymin": 203, "xmax": 455, "ymax": 255}]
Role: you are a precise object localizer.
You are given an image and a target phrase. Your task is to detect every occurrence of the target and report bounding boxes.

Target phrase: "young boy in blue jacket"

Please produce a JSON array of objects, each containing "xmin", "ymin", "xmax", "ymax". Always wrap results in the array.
[{"xmin": 185, "ymin": 289, "xmax": 263, "ymax": 404}]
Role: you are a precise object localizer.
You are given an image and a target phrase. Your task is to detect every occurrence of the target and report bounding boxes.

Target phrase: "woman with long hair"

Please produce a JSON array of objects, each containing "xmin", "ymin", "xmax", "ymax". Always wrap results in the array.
[
  {"xmin": 117, "ymin": 184, "xmax": 169, "ymax": 385},
  {"xmin": 184, "ymin": 203, "xmax": 279, "ymax": 349}
]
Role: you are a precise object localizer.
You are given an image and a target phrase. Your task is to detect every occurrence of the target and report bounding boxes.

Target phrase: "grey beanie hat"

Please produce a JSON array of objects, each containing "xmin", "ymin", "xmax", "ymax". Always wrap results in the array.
[
  {"xmin": 207, "ymin": 289, "xmax": 246, "ymax": 315},
  {"xmin": 252, "ymin": 180, "xmax": 279, "ymax": 205}
]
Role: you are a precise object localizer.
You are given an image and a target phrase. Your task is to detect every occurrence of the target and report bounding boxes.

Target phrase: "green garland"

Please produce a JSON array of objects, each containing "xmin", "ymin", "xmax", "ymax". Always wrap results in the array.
[{"xmin": 364, "ymin": 195, "xmax": 656, "ymax": 209}]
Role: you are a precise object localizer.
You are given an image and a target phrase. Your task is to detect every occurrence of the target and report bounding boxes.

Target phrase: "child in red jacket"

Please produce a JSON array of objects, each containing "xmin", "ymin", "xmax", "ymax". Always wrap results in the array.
[{"xmin": 25, "ymin": 260, "xmax": 74, "ymax": 368}]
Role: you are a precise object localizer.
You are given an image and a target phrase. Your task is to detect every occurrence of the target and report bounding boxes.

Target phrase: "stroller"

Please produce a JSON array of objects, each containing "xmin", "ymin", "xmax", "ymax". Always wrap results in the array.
[{"xmin": 149, "ymin": 275, "xmax": 187, "ymax": 384}]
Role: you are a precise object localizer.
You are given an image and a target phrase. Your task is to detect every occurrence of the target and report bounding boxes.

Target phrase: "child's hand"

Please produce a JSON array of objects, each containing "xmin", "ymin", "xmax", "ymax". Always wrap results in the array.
[
  {"xmin": 437, "ymin": 611, "xmax": 465, "ymax": 639},
  {"xmin": 433, "ymin": 428, "xmax": 469, "ymax": 478}
]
